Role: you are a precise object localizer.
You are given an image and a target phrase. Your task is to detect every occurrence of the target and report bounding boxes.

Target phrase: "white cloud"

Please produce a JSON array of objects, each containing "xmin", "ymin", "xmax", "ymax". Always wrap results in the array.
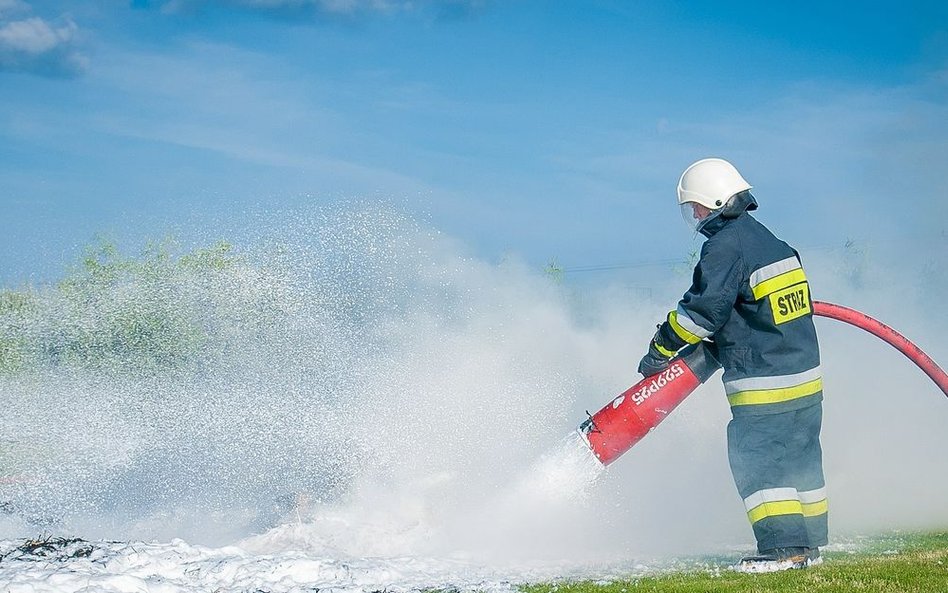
[
  {"xmin": 0, "ymin": 1, "xmax": 87, "ymax": 76},
  {"xmin": 0, "ymin": 16, "xmax": 74, "ymax": 54}
]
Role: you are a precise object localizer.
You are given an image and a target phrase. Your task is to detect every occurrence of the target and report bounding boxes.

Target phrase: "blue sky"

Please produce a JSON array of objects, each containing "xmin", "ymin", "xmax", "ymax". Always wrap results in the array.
[{"xmin": 1, "ymin": 0, "xmax": 946, "ymax": 284}]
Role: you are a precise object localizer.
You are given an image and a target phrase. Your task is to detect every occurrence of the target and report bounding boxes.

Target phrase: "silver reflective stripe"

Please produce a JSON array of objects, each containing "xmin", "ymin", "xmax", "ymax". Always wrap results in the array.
[
  {"xmin": 799, "ymin": 487, "xmax": 827, "ymax": 504},
  {"xmin": 676, "ymin": 304, "xmax": 713, "ymax": 338},
  {"xmin": 743, "ymin": 487, "xmax": 799, "ymax": 511},
  {"xmin": 750, "ymin": 256, "xmax": 801, "ymax": 289},
  {"xmin": 724, "ymin": 366, "xmax": 823, "ymax": 395}
]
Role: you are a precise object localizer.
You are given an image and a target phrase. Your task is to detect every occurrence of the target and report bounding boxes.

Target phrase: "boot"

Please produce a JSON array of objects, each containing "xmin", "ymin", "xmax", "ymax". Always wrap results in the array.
[
  {"xmin": 807, "ymin": 547, "xmax": 823, "ymax": 567},
  {"xmin": 734, "ymin": 547, "xmax": 811, "ymax": 573}
]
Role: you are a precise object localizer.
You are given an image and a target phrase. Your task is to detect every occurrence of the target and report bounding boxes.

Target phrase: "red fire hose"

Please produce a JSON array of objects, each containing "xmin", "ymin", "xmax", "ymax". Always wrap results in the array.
[{"xmin": 813, "ymin": 300, "xmax": 948, "ymax": 398}]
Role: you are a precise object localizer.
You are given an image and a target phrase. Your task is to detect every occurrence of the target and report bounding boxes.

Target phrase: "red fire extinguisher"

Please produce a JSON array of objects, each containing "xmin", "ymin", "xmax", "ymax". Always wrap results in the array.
[{"xmin": 579, "ymin": 301, "xmax": 948, "ymax": 467}]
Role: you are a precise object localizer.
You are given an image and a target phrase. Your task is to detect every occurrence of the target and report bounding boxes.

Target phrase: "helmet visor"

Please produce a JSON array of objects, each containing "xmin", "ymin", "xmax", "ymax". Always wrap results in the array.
[
  {"xmin": 680, "ymin": 201, "xmax": 704, "ymax": 231},
  {"xmin": 680, "ymin": 201, "xmax": 721, "ymax": 232}
]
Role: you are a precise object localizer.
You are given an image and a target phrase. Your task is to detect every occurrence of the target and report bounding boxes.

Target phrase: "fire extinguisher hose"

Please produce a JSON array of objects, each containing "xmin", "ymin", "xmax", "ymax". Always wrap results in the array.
[{"xmin": 813, "ymin": 300, "xmax": 948, "ymax": 398}]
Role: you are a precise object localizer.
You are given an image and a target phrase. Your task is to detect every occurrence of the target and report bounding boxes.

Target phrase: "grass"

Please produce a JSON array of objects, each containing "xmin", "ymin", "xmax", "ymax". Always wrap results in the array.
[{"xmin": 522, "ymin": 531, "xmax": 948, "ymax": 593}]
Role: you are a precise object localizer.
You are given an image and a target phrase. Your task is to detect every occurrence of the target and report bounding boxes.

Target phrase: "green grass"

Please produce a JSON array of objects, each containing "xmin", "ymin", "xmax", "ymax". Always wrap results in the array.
[{"xmin": 522, "ymin": 532, "xmax": 948, "ymax": 593}]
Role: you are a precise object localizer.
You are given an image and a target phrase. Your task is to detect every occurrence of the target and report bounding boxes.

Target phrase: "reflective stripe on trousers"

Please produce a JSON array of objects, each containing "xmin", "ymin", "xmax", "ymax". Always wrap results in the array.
[{"xmin": 743, "ymin": 486, "xmax": 828, "ymax": 524}]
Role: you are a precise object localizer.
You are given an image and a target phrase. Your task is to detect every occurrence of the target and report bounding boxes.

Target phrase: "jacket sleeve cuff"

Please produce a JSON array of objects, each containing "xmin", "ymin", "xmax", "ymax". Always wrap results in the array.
[{"xmin": 656, "ymin": 321, "xmax": 688, "ymax": 353}]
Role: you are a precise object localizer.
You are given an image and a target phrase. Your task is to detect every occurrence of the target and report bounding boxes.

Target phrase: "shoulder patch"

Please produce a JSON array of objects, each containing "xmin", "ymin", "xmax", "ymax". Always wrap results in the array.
[{"xmin": 770, "ymin": 282, "xmax": 811, "ymax": 324}]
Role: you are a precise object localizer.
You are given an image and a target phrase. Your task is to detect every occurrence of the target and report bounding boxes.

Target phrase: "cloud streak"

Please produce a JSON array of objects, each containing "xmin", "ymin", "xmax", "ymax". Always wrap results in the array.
[
  {"xmin": 0, "ymin": 1, "xmax": 86, "ymax": 76},
  {"xmin": 162, "ymin": 0, "xmax": 487, "ymax": 19}
]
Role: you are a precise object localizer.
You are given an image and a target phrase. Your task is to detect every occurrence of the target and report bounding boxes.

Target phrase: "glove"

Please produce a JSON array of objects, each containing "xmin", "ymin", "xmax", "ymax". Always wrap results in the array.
[{"xmin": 638, "ymin": 330, "xmax": 677, "ymax": 377}]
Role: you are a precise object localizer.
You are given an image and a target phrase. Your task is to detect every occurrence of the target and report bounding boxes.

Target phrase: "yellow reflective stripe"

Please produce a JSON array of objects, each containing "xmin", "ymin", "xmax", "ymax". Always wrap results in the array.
[
  {"xmin": 728, "ymin": 378, "xmax": 823, "ymax": 407},
  {"xmin": 725, "ymin": 367, "xmax": 822, "ymax": 395},
  {"xmin": 747, "ymin": 500, "xmax": 803, "ymax": 524},
  {"xmin": 752, "ymin": 268, "xmax": 808, "ymax": 300},
  {"xmin": 667, "ymin": 310, "xmax": 702, "ymax": 344},
  {"xmin": 653, "ymin": 342, "xmax": 677, "ymax": 358},
  {"xmin": 802, "ymin": 499, "xmax": 828, "ymax": 517}
]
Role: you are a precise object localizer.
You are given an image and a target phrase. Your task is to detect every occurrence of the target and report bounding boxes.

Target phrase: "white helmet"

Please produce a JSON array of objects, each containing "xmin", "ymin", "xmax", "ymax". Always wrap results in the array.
[
  {"xmin": 677, "ymin": 158, "xmax": 752, "ymax": 231},
  {"xmin": 678, "ymin": 157, "xmax": 751, "ymax": 208}
]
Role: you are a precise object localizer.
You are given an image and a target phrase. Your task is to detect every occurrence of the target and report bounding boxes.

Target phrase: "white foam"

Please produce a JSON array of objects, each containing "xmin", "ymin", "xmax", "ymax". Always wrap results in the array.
[
  {"xmin": 0, "ymin": 435, "xmax": 614, "ymax": 593},
  {"xmin": 0, "ymin": 537, "xmax": 507, "ymax": 593}
]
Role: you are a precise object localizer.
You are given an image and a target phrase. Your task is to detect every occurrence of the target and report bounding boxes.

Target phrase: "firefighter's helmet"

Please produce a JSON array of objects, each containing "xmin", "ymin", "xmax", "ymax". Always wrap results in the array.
[{"xmin": 677, "ymin": 158, "xmax": 752, "ymax": 231}]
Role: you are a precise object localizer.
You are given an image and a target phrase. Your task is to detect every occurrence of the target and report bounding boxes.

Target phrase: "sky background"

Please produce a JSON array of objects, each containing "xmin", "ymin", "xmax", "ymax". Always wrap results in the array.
[{"xmin": 1, "ymin": 0, "xmax": 946, "ymax": 285}]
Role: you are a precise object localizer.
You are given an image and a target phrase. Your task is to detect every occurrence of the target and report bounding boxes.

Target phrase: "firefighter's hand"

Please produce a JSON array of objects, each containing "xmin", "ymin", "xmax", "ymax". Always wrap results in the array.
[{"xmin": 638, "ymin": 340, "xmax": 673, "ymax": 377}]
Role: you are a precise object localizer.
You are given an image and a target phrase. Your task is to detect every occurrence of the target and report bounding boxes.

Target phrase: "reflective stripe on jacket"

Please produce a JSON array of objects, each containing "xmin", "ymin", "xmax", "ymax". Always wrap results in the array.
[{"xmin": 657, "ymin": 193, "xmax": 822, "ymax": 416}]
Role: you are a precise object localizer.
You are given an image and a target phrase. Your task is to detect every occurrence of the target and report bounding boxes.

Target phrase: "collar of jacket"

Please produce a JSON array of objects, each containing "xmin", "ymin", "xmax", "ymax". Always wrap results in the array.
[{"xmin": 699, "ymin": 191, "xmax": 759, "ymax": 238}]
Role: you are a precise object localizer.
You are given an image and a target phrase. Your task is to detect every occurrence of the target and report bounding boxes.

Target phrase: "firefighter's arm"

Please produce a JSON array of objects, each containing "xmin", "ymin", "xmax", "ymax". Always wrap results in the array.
[{"xmin": 644, "ymin": 239, "xmax": 744, "ymax": 369}]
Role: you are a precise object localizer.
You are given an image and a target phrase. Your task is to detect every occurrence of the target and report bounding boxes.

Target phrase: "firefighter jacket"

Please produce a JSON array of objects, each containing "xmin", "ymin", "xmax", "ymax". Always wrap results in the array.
[{"xmin": 656, "ymin": 192, "xmax": 822, "ymax": 416}]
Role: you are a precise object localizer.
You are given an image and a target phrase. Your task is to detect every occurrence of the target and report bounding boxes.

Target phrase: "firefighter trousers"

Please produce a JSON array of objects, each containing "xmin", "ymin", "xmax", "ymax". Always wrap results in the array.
[{"xmin": 727, "ymin": 403, "xmax": 828, "ymax": 552}]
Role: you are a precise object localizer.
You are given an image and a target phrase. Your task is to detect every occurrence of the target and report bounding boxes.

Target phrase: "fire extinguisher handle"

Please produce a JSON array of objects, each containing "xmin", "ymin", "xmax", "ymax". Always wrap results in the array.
[{"xmin": 678, "ymin": 341, "xmax": 722, "ymax": 384}]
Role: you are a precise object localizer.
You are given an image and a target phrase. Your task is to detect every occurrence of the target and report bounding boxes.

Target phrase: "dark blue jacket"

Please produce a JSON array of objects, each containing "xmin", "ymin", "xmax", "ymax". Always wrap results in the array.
[{"xmin": 656, "ymin": 192, "xmax": 822, "ymax": 416}]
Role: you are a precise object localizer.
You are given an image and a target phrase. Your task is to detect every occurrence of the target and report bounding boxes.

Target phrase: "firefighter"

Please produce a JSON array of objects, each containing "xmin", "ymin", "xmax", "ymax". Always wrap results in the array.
[{"xmin": 638, "ymin": 158, "xmax": 828, "ymax": 573}]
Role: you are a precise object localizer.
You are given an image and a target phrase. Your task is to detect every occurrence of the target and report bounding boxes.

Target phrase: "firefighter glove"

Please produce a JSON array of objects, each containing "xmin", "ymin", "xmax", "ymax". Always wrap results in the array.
[{"xmin": 638, "ymin": 331, "xmax": 676, "ymax": 377}]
